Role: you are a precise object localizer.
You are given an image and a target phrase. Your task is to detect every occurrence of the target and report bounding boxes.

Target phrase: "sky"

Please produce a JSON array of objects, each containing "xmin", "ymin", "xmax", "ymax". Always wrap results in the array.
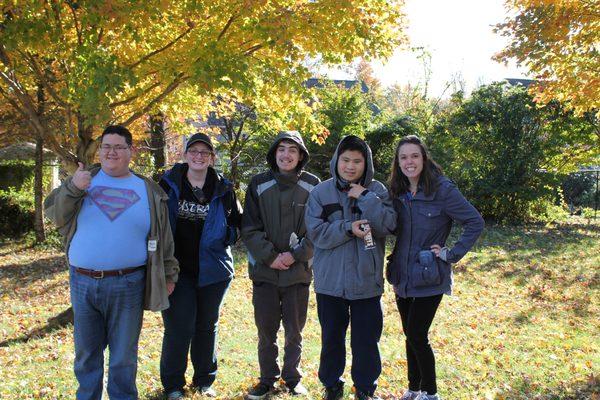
[{"xmin": 326, "ymin": 0, "xmax": 530, "ymax": 98}]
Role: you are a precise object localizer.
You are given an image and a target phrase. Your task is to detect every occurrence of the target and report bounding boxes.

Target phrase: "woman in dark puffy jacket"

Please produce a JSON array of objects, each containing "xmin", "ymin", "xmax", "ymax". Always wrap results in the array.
[
  {"xmin": 387, "ymin": 135, "xmax": 484, "ymax": 400},
  {"xmin": 159, "ymin": 133, "xmax": 242, "ymax": 400}
]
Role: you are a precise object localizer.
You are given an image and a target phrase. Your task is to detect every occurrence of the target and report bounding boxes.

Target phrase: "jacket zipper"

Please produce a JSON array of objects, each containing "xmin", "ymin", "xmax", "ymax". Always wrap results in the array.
[{"xmin": 405, "ymin": 197, "xmax": 412, "ymax": 296}]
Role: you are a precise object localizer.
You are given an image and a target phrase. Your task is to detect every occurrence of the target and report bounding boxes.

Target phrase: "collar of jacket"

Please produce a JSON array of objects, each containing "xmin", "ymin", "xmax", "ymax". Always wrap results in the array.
[
  {"xmin": 162, "ymin": 163, "xmax": 233, "ymax": 200},
  {"xmin": 273, "ymin": 170, "xmax": 301, "ymax": 187}
]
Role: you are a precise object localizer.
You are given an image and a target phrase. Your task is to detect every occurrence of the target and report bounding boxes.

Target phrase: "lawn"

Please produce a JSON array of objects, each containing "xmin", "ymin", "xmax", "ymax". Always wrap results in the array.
[{"xmin": 0, "ymin": 219, "xmax": 598, "ymax": 399}]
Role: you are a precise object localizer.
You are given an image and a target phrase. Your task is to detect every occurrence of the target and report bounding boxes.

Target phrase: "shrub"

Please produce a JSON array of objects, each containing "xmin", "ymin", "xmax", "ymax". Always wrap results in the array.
[{"xmin": 0, "ymin": 188, "xmax": 35, "ymax": 236}]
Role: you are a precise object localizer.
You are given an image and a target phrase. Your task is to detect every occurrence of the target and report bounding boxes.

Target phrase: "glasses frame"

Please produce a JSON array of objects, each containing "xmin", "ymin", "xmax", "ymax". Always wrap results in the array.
[
  {"xmin": 99, "ymin": 144, "xmax": 131, "ymax": 152},
  {"xmin": 187, "ymin": 149, "xmax": 213, "ymax": 158}
]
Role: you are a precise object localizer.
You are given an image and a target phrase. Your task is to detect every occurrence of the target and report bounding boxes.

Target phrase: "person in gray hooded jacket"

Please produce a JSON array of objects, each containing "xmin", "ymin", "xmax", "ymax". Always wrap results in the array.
[
  {"xmin": 305, "ymin": 135, "xmax": 396, "ymax": 400},
  {"xmin": 242, "ymin": 131, "xmax": 320, "ymax": 399}
]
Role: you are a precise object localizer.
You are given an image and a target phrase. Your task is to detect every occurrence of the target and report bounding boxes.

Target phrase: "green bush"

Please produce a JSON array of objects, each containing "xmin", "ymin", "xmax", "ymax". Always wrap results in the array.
[
  {"xmin": 0, "ymin": 188, "xmax": 35, "ymax": 236},
  {"xmin": 0, "ymin": 160, "xmax": 35, "ymax": 191},
  {"xmin": 365, "ymin": 116, "xmax": 421, "ymax": 183},
  {"xmin": 426, "ymin": 82, "xmax": 598, "ymax": 223}
]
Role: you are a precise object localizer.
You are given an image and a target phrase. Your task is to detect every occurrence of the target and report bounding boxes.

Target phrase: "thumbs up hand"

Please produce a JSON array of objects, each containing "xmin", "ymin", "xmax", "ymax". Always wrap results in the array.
[{"xmin": 72, "ymin": 162, "xmax": 92, "ymax": 191}]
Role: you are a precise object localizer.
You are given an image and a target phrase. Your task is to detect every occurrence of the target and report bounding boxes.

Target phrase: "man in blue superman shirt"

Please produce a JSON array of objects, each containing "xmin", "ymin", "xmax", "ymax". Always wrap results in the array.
[{"xmin": 44, "ymin": 125, "xmax": 179, "ymax": 400}]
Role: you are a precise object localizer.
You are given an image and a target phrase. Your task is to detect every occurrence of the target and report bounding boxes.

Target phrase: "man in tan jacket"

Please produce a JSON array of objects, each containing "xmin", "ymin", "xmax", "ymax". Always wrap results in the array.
[{"xmin": 44, "ymin": 125, "xmax": 179, "ymax": 400}]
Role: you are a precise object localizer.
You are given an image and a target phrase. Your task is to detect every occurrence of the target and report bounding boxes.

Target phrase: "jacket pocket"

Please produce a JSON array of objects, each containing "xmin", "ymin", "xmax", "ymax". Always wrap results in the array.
[
  {"xmin": 416, "ymin": 206, "xmax": 443, "ymax": 230},
  {"xmin": 410, "ymin": 250, "xmax": 441, "ymax": 287}
]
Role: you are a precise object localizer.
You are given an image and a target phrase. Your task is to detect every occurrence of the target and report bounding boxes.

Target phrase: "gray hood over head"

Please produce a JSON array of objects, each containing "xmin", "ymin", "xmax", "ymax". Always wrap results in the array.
[
  {"xmin": 266, "ymin": 130, "xmax": 310, "ymax": 172},
  {"xmin": 329, "ymin": 135, "xmax": 374, "ymax": 188}
]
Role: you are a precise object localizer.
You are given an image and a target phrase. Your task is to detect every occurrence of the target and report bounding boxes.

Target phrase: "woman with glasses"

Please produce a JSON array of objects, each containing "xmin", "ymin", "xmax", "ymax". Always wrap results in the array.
[
  {"xmin": 387, "ymin": 135, "xmax": 484, "ymax": 400},
  {"xmin": 158, "ymin": 133, "xmax": 242, "ymax": 400}
]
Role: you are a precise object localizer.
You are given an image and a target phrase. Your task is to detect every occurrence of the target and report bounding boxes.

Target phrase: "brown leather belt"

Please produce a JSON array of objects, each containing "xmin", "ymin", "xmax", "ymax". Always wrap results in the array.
[{"xmin": 74, "ymin": 266, "xmax": 145, "ymax": 279}]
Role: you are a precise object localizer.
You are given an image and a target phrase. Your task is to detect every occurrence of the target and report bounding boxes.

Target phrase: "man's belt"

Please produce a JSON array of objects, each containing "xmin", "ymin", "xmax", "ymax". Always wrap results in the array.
[{"xmin": 74, "ymin": 265, "xmax": 145, "ymax": 279}]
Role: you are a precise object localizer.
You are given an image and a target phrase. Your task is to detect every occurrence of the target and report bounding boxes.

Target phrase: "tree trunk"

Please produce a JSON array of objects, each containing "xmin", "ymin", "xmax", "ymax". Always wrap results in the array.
[
  {"xmin": 229, "ymin": 148, "xmax": 240, "ymax": 190},
  {"xmin": 75, "ymin": 115, "xmax": 97, "ymax": 168},
  {"xmin": 34, "ymin": 135, "xmax": 46, "ymax": 243},
  {"xmin": 34, "ymin": 83, "xmax": 46, "ymax": 242},
  {"xmin": 149, "ymin": 113, "xmax": 166, "ymax": 182}
]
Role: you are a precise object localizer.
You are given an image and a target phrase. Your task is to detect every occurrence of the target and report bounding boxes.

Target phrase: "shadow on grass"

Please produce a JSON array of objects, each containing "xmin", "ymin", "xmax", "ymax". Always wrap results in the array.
[
  {"xmin": 0, "ymin": 307, "xmax": 73, "ymax": 347},
  {"xmin": 494, "ymin": 374, "xmax": 599, "ymax": 399},
  {"xmin": 0, "ymin": 254, "xmax": 67, "ymax": 291},
  {"xmin": 468, "ymin": 223, "xmax": 599, "ymax": 275}
]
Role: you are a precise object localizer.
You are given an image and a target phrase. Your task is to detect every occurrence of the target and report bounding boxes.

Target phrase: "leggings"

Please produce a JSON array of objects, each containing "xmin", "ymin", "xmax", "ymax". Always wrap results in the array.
[{"xmin": 396, "ymin": 294, "xmax": 443, "ymax": 395}]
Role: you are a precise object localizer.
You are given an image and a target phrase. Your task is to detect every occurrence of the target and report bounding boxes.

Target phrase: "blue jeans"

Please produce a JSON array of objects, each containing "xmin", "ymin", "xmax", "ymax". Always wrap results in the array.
[
  {"xmin": 70, "ymin": 266, "xmax": 145, "ymax": 400},
  {"xmin": 160, "ymin": 274, "xmax": 231, "ymax": 394},
  {"xmin": 316, "ymin": 294, "xmax": 383, "ymax": 396}
]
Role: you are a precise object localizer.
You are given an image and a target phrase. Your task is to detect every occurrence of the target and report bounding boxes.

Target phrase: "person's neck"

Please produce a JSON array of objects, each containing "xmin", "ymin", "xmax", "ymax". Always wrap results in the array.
[
  {"xmin": 408, "ymin": 177, "xmax": 419, "ymax": 194},
  {"xmin": 278, "ymin": 169, "xmax": 298, "ymax": 177},
  {"xmin": 102, "ymin": 168, "xmax": 131, "ymax": 178},
  {"xmin": 187, "ymin": 167, "xmax": 208, "ymax": 187}
]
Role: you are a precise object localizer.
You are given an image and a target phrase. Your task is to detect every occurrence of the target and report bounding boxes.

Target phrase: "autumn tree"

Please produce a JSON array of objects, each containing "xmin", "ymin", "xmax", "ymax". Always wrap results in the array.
[
  {"xmin": 496, "ymin": 0, "xmax": 600, "ymax": 116},
  {"xmin": 0, "ymin": 0, "xmax": 406, "ymax": 170}
]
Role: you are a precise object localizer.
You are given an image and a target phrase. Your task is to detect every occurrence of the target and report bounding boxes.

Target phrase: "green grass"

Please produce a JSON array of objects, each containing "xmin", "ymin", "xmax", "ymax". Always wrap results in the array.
[{"xmin": 0, "ymin": 218, "xmax": 598, "ymax": 399}]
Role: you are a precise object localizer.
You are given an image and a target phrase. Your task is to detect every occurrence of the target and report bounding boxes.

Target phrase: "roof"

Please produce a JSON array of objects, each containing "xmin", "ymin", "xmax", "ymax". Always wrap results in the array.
[
  {"xmin": 0, "ymin": 143, "xmax": 58, "ymax": 161},
  {"xmin": 305, "ymin": 78, "xmax": 369, "ymax": 93},
  {"xmin": 505, "ymin": 78, "xmax": 535, "ymax": 88}
]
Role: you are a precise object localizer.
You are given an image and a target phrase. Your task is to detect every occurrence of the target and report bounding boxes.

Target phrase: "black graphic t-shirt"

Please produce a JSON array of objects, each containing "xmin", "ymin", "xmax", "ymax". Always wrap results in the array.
[{"xmin": 174, "ymin": 171, "xmax": 216, "ymax": 277}]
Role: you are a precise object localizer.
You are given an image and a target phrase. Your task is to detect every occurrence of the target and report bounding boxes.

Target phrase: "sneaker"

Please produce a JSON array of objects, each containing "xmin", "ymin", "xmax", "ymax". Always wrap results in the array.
[
  {"xmin": 354, "ymin": 388, "xmax": 381, "ymax": 400},
  {"xmin": 415, "ymin": 393, "xmax": 440, "ymax": 400},
  {"xmin": 399, "ymin": 389, "xmax": 420, "ymax": 400},
  {"xmin": 246, "ymin": 383, "xmax": 275, "ymax": 400},
  {"xmin": 286, "ymin": 382, "xmax": 309, "ymax": 396},
  {"xmin": 166, "ymin": 390, "xmax": 185, "ymax": 400},
  {"xmin": 322, "ymin": 381, "xmax": 344, "ymax": 400},
  {"xmin": 193, "ymin": 386, "xmax": 217, "ymax": 397}
]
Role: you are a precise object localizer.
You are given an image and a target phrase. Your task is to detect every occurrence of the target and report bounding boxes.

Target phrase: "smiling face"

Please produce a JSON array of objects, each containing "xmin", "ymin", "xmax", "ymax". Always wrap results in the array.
[
  {"xmin": 275, "ymin": 140, "xmax": 303, "ymax": 173},
  {"xmin": 397, "ymin": 143, "xmax": 424, "ymax": 182},
  {"xmin": 99, "ymin": 133, "xmax": 132, "ymax": 177},
  {"xmin": 185, "ymin": 142, "xmax": 214, "ymax": 173},
  {"xmin": 337, "ymin": 150, "xmax": 365, "ymax": 183}
]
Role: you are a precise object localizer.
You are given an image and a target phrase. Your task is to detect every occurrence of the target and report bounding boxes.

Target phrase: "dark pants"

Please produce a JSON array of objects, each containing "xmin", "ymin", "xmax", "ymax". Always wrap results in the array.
[
  {"xmin": 252, "ymin": 281, "xmax": 310, "ymax": 386},
  {"xmin": 316, "ymin": 293, "xmax": 383, "ymax": 396},
  {"xmin": 396, "ymin": 294, "xmax": 443, "ymax": 395},
  {"xmin": 160, "ymin": 274, "xmax": 230, "ymax": 393}
]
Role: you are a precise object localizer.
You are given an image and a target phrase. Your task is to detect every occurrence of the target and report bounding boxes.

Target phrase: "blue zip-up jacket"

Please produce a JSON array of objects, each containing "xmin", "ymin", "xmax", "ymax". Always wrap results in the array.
[
  {"xmin": 161, "ymin": 163, "xmax": 242, "ymax": 287},
  {"xmin": 305, "ymin": 136, "xmax": 397, "ymax": 300},
  {"xmin": 388, "ymin": 176, "xmax": 484, "ymax": 298}
]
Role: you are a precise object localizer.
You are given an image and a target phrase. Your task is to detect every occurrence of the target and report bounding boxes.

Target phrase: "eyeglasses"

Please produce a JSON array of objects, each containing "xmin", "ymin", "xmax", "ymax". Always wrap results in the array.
[
  {"xmin": 100, "ymin": 144, "xmax": 130, "ymax": 152},
  {"xmin": 187, "ymin": 150, "xmax": 213, "ymax": 158}
]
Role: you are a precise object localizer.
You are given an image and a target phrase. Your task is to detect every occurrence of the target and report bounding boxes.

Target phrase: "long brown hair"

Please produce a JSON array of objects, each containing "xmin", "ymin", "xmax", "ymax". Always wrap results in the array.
[{"xmin": 388, "ymin": 135, "xmax": 442, "ymax": 198}]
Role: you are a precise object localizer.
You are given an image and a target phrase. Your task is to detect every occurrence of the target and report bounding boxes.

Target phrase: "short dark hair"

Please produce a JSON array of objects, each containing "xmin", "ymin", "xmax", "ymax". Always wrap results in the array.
[
  {"xmin": 101, "ymin": 125, "xmax": 132, "ymax": 146},
  {"xmin": 389, "ymin": 135, "xmax": 442, "ymax": 197},
  {"xmin": 337, "ymin": 135, "xmax": 367, "ymax": 160},
  {"xmin": 277, "ymin": 138, "xmax": 301, "ymax": 150}
]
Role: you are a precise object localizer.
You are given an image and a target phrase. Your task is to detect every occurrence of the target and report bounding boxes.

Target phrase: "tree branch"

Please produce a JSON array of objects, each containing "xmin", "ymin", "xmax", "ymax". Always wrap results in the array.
[
  {"xmin": 218, "ymin": 14, "xmax": 238, "ymax": 41},
  {"xmin": 109, "ymin": 81, "xmax": 161, "ymax": 108},
  {"xmin": 121, "ymin": 73, "xmax": 187, "ymax": 126},
  {"xmin": 128, "ymin": 25, "xmax": 194, "ymax": 70},
  {"xmin": 244, "ymin": 44, "xmax": 265, "ymax": 56},
  {"xmin": 21, "ymin": 51, "xmax": 68, "ymax": 108},
  {"xmin": 66, "ymin": 1, "xmax": 83, "ymax": 46},
  {"xmin": 0, "ymin": 83, "xmax": 65, "ymax": 158},
  {"xmin": 97, "ymin": 27, "xmax": 104, "ymax": 44}
]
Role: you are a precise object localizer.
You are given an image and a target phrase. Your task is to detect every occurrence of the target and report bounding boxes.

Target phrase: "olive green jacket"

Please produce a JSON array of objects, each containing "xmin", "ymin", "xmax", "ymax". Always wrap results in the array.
[{"xmin": 44, "ymin": 166, "xmax": 179, "ymax": 311}]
